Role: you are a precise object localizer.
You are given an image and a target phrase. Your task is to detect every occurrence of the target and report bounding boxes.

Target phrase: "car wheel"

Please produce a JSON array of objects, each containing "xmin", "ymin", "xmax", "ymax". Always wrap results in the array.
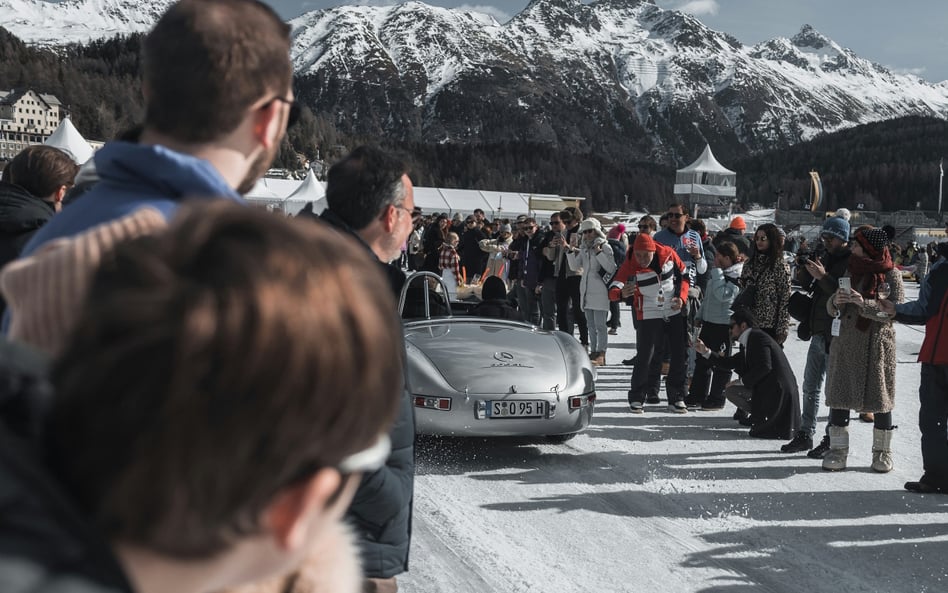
[{"xmin": 546, "ymin": 433, "xmax": 577, "ymax": 443}]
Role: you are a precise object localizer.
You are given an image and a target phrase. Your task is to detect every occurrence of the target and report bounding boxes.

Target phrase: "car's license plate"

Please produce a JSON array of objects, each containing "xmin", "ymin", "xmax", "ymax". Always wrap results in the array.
[{"xmin": 486, "ymin": 400, "xmax": 545, "ymax": 418}]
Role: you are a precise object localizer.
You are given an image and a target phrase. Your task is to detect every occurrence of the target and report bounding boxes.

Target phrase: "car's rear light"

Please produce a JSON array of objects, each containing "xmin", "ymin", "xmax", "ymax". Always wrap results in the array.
[
  {"xmin": 568, "ymin": 395, "xmax": 595, "ymax": 410},
  {"xmin": 414, "ymin": 395, "xmax": 451, "ymax": 411}
]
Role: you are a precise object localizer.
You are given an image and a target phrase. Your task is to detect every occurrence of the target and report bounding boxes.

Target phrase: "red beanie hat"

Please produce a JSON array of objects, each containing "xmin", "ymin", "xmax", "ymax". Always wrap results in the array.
[
  {"xmin": 729, "ymin": 216, "xmax": 746, "ymax": 231},
  {"xmin": 634, "ymin": 232, "xmax": 656, "ymax": 251}
]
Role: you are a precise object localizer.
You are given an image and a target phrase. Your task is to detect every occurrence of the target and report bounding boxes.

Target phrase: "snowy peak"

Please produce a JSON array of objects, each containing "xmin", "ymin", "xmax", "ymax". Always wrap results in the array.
[
  {"xmin": 791, "ymin": 24, "xmax": 836, "ymax": 51},
  {"xmin": 0, "ymin": 0, "xmax": 174, "ymax": 45}
]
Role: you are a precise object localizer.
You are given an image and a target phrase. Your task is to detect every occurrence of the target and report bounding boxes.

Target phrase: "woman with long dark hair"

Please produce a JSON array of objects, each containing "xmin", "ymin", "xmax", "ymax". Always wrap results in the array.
[{"xmin": 739, "ymin": 223, "xmax": 791, "ymax": 344}]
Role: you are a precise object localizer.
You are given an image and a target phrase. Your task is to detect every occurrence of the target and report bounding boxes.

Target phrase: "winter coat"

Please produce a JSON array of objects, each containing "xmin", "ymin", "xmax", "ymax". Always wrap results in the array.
[
  {"xmin": 0, "ymin": 341, "xmax": 135, "ymax": 593},
  {"xmin": 0, "ymin": 182, "xmax": 55, "ymax": 270},
  {"xmin": 21, "ymin": 141, "xmax": 243, "ymax": 257},
  {"xmin": 697, "ymin": 262, "xmax": 742, "ymax": 325},
  {"xmin": 319, "ymin": 209, "xmax": 414, "ymax": 579},
  {"xmin": 824, "ymin": 268, "xmax": 904, "ymax": 413},
  {"xmin": 479, "ymin": 235, "xmax": 513, "ymax": 280},
  {"xmin": 458, "ymin": 227, "xmax": 487, "ymax": 278},
  {"xmin": 894, "ymin": 260, "xmax": 948, "ymax": 364},
  {"xmin": 610, "ymin": 243, "xmax": 688, "ymax": 321},
  {"xmin": 566, "ymin": 237, "xmax": 616, "ymax": 311},
  {"xmin": 796, "ymin": 246, "xmax": 851, "ymax": 338},
  {"xmin": 740, "ymin": 254, "xmax": 791, "ymax": 343},
  {"xmin": 545, "ymin": 226, "xmax": 582, "ymax": 278},
  {"xmin": 710, "ymin": 328, "xmax": 801, "ymax": 439},
  {"xmin": 471, "ymin": 299, "xmax": 524, "ymax": 321}
]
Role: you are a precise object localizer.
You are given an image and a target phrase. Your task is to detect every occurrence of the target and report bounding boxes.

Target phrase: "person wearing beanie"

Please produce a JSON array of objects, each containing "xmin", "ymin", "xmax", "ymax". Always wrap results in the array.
[
  {"xmin": 822, "ymin": 226, "xmax": 904, "ymax": 472},
  {"xmin": 714, "ymin": 216, "xmax": 751, "ymax": 258},
  {"xmin": 781, "ymin": 215, "xmax": 853, "ymax": 457},
  {"xmin": 566, "ymin": 218, "xmax": 616, "ymax": 366},
  {"xmin": 821, "ymin": 216, "xmax": 850, "ymax": 243},
  {"xmin": 609, "ymin": 230, "xmax": 690, "ymax": 414},
  {"xmin": 471, "ymin": 275, "xmax": 523, "ymax": 321}
]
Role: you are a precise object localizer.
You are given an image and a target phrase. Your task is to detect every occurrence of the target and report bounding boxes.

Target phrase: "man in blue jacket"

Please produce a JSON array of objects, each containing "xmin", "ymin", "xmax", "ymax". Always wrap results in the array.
[{"xmin": 20, "ymin": 0, "xmax": 295, "ymax": 257}]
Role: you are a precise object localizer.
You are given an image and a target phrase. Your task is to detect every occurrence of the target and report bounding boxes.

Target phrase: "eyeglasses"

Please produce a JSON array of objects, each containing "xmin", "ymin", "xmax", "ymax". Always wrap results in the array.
[
  {"xmin": 466, "ymin": 220, "xmax": 476, "ymax": 225},
  {"xmin": 391, "ymin": 203, "xmax": 413, "ymax": 218},
  {"xmin": 666, "ymin": 212, "xmax": 684, "ymax": 219},
  {"xmin": 266, "ymin": 96, "xmax": 300, "ymax": 129},
  {"xmin": 338, "ymin": 434, "xmax": 392, "ymax": 474}
]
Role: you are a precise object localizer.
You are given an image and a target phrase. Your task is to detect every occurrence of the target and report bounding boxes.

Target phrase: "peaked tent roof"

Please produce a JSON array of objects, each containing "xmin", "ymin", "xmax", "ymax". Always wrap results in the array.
[
  {"xmin": 676, "ymin": 144, "xmax": 735, "ymax": 175},
  {"xmin": 287, "ymin": 168, "xmax": 325, "ymax": 201},
  {"xmin": 44, "ymin": 117, "xmax": 94, "ymax": 164}
]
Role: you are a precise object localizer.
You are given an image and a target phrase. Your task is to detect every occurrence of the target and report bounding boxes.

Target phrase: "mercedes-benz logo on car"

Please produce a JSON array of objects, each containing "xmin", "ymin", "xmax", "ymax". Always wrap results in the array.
[{"xmin": 486, "ymin": 351, "xmax": 532, "ymax": 368}]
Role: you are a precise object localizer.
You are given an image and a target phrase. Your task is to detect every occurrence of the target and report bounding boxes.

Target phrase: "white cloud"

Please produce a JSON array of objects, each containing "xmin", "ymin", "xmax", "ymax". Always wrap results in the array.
[
  {"xmin": 456, "ymin": 4, "xmax": 512, "ymax": 23},
  {"xmin": 661, "ymin": 0, "xmax": 720, "ymax": 17}
]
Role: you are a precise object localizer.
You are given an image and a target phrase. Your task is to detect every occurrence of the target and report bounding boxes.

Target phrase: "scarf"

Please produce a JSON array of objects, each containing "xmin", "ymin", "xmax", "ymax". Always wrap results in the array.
[{"xmin": 848, "ymin": 247, "xmax": 893, "ymax": 331}]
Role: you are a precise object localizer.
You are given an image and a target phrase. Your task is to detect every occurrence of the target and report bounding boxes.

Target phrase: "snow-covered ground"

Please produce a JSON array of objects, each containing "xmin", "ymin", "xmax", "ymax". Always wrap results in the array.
[{"xmin": 400, "ymin": 282, "xmax": 948, "ymax": 593}]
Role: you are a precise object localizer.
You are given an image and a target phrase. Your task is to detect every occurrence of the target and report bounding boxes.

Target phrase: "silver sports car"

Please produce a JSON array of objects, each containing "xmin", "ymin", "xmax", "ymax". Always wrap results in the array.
[{"xmin": 400, "ymin": 273, "xmax": 596, "ymax": 441}]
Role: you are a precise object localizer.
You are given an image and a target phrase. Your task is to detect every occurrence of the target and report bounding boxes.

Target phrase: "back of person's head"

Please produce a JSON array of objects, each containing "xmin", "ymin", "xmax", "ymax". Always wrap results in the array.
[
  {"xmin": 325, "ymin": 145, "xmax": 410, "ymax": 231},
  {"xmin": 47, "ymin": 202, "xmax": 403, "ymax": 559},
  {"xmin": 730, "ymin": 307, "xmax": 758, "ymax": 328},
  {"xmin": 689, "ymin": 218, "xmax": 706, "ymax": 235},
  {"xmin": 563, "ymin": 206, "xmax": 583, "ymax": 224},
  {"xmin": 481, "ymin": 275, "xmax": 507, "ymax": 301},
  {"xmin": 142, "ymin": 0, "xmax": 291, "ymax": 143},
  {"xmin": 3, "ymin": 145, "xmax": 79, "ymax": 199},
  {"xmin": 716, "ymin": 241, "xmax": 739, "ymax": 263}
]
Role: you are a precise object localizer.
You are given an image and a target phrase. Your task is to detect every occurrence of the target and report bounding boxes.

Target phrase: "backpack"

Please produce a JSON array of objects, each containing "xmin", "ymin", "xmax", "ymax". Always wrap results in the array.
[{"xmin": 600, "ymin": 238, "xmax": 627, "ymax": 284}]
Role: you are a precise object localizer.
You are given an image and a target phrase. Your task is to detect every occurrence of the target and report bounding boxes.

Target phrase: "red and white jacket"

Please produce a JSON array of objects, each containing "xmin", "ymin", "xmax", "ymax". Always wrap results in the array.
[{"xmin": 609, "ymin": 243, "xmax": 689, "ymax": 321}]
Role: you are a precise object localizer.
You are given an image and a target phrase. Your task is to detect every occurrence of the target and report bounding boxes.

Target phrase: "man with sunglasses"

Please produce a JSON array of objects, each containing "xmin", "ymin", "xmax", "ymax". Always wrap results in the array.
[
  {"xmin": 319, "ymin": 145, "xmax": 416, "ymax": 593},
  {"xmin": 19, "ymin": 0, "xmax": 296, "ymax": 257}
]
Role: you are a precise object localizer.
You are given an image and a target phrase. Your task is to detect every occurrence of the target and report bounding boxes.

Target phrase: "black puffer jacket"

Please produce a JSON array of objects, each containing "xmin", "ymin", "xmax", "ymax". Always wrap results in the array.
[
  {"xmin": 318, "ymin": 208, "xmax": 414, "ymax": 579},
  {"xmin": 0, "ymin": 341, "xmax": 134, "ymax": 593},
  {"xmin": 0, "ymin": 182, "xmax": 55, "ymax": 270}
]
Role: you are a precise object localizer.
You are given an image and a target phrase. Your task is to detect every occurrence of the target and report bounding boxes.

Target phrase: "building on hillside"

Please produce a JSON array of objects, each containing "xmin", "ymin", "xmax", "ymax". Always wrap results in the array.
[
  {"xmin": 673, "ymin": 144, "xmax": 737, "ymax": 218},
  {"xmin": 0, "ymin": 89, "xmax": 64, "ymax": 160}
]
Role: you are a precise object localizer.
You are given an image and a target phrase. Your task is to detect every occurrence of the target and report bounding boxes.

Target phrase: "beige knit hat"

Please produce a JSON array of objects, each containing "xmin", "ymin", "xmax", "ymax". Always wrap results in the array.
[{"xmin": 0, "ymin": 207, "xmax": 167, "ymax": 356}]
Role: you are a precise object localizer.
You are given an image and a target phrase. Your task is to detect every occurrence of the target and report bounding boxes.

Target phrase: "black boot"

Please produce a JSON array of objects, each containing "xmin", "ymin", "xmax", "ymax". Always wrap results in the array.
[
  {"xmin": 781, "ymin": 431, "xmax": 814, "ymax": 453},
  {"xmin": 807, "ymin": 435, "xmax": 831, "ymax": 459}
]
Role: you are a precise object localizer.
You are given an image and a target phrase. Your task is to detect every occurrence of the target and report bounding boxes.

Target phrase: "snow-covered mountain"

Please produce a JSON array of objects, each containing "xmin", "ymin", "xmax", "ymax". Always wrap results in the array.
[
  {"xmin": 0, "ymin": 0, "xmax": 174, "ymax": 45},
  {"xmin": 4, "ymin": 0, "xmax": 948, "ymax": 164}
]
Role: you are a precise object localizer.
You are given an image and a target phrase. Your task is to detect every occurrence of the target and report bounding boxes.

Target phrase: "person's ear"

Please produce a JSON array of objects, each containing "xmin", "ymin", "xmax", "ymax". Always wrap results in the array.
[
  {"xmin": 380, "ymin": 204, "xmax": 398, "ymax": 233},
  {"xmin": 55, "ymin": 185, "xmax": 67, "ymax": 203},
  {"xmin": 263, "ymin": 468, "xmax": 343, "ymax": 552},
  {"xmin": 253, "ymin": 100, "xmax": 284, "ymax": 149}
]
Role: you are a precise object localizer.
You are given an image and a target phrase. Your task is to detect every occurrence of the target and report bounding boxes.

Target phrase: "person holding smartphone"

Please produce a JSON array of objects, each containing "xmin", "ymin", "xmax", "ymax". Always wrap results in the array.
[
  {"xmin": 781, "ymin": 215, "xmax": 852, "ymax": 456},
  {"xmin": 821, "ymin": 226, "xmax": 904, "ymax": 473}
]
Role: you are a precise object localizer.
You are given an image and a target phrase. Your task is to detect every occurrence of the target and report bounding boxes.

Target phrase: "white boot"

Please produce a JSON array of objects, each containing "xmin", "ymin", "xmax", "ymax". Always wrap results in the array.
[
  {"xmin": 822, "ymin": 425, "xmax": 849, "ymax": 471},
  {"xmin": 871, "ymin": 427, "xmax": 894, "ymax": 473}
]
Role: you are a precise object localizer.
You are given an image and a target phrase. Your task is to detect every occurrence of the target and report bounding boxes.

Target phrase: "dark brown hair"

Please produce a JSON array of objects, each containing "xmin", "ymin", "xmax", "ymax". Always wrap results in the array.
[
  {"xmin": 3, "ymin": 145, "xmax": 78, "ymax": 198},
  {"xmin": 48, "ymin": 202, "xmax": 402, "ymax": 557},
  {"xmin": 753, "ymin": 223, "xmax": 784, "ymax": 264},
  {"xmin": 142, "ymin": 0, "xmax": 292, "ymax": 143},
  {"xmin": 715, "ymin": 241, "xmax": 739, "ymax": 264}
]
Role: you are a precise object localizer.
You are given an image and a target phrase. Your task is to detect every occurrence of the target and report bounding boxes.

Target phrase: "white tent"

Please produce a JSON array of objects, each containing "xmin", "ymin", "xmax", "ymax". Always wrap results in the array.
[
  {"xmin": 44, "ymin": 116, "xmax": 94, "ymax": 164},
  {"xmin": 674, "ymin": 144, "xmax": 737, "ymax": 217},
  {"xmin": 285, "ymin": 169, "xmax": 326, "ymax": 215}
]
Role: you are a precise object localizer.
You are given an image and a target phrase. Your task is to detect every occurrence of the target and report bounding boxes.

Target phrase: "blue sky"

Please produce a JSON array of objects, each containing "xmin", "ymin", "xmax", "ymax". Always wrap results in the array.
[{"xmin": 266, "ymin": 0, "xmax": 948, "ymax": 82}]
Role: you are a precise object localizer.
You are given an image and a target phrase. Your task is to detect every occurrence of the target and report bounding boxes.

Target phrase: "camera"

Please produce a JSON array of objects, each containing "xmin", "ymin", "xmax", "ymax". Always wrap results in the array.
[{"xmin": 794, "ymin": 251, "xmax": 811, "ymax": 266}]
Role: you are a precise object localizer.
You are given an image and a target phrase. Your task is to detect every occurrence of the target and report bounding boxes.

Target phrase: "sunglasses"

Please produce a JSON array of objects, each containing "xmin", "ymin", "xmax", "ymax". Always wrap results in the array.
[
  {"xmin": 666, "ymin": 212, "xmax": 684, "ymax": 219},
  {"xmin": 755, "ymin": 236, "xmax": 768, "ymax": 241},
  {"xmin": 337, "ymin": 434, "xmax": 391, "ymax": 474},
  {"xmin": 267, "ymin": 96, "xmax": 300, "ymax": 129}
]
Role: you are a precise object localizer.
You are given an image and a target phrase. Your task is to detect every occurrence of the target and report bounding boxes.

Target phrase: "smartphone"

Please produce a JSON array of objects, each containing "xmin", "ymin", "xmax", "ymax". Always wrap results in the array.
[{"xmin": 838, "ymin": 277, "xmax": 851, "ymax": 292}]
